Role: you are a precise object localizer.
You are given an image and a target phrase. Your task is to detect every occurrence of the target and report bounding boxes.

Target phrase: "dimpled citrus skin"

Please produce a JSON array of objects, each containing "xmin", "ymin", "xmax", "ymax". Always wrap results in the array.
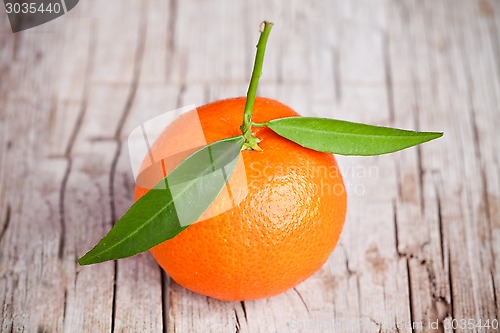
[{"xmin": 134, "ymin": 97, "xmax": 347, "ymax": 301}]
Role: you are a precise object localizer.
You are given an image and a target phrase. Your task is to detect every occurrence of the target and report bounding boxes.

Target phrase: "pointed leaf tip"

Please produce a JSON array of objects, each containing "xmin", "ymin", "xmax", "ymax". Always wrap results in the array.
[
  {"xmin": 266, "ymin": 117, "xmax": 443, "ymax": 156},
  {"xmin": 78, "ymin": 136, "xmax": 244, "ymax": 265}
]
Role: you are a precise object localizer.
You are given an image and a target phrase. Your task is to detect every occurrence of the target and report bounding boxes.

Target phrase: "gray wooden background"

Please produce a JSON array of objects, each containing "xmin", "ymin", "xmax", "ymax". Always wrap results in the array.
[{"xmin": 1, "ymin": 0, "xmax": 499, "ymax": 332}]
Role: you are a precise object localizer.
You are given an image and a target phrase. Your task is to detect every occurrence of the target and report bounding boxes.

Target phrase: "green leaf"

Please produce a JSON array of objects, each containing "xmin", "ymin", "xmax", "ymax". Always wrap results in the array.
[
  {"xmin": 78, "ymin": 136, "xmax": 244, "ymax": 265},
  {"xmin": 265, "ymin": 117, "xmax": 443, "ymax": 156}
]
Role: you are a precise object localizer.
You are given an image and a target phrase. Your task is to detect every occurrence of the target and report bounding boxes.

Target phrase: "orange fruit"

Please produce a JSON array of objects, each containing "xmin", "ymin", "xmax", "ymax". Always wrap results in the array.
[{"xmin": 134, "ymin": 97, "xmax": 347, "ymax": 301}]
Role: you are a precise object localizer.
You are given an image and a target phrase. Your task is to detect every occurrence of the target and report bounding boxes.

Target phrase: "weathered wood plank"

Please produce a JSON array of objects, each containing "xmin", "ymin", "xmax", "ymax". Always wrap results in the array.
[
  {"xmin": 0, "ymin": 0, "xmax": 499, "ymax": 332},
  {"xmin": 388, "ymin": 2, "xmax": 453, "ymax": 332}
]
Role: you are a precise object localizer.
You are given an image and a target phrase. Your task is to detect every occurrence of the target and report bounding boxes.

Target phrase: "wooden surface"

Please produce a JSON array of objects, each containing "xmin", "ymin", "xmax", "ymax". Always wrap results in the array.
[{"xmin": 1, "ymin": 1, "xmax": 499, "ymax": 332}]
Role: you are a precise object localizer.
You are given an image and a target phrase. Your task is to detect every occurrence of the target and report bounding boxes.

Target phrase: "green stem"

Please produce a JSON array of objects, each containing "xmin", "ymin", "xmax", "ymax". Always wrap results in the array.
[
  {"xmin": 240, "ymin": 21, "xmax": 273, "ymax": 151},
  {"xmin": 251, "ymin": 121, "xmax": 270, "ymax": 127}
]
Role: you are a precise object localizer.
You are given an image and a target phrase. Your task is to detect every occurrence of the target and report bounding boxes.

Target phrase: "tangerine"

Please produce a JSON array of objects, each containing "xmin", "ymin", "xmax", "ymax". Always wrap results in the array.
[{"xmin": 134, "ymin": 97, "xmax": 347, "ymax": 301}]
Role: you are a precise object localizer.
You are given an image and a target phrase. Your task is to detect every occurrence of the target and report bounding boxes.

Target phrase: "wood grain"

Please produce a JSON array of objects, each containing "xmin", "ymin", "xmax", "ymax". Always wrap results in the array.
[{"xmin": 0, "ymin": 0, "xmax": 498, "ymax": 332}]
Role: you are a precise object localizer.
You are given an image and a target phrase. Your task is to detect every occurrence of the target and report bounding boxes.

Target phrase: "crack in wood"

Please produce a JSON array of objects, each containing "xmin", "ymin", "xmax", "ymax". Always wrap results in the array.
[
  {"xmin": 393, "ymin": 201, "xmax": 429, "ymax": 261},
  {"xmin": 480, "ymin": 168, "xmax": 494, "ymax": 235},
  {"xmin": 406, "ymin": 259, "xmax": 415, "ymax": 333},
  {"xmin": 339, "ymin": 243, "xmax": 356, "ymax": 277},
  {"xmin": 5, "ymin": 273, "xmax": 19, "ymax": 333},
  {"xmin": 393, "ymin": 200, "xmax": 401, "ymax": 257},
  {"xmin": 110, "ymin": 261, "xmax": 118, "ymax": 333},
  {"xmin": 107, "ymin": 3, "xmax": 147, "ymax": 331},
  {"xmin": 395, "ymin": 160, "xmax": 403, "ymax": 199},
  {"xmin": 161, "ymin": 269, "xmax": 168, "ymax": 333},
  {"xmin": 62, "ymin": 288, "xmax": 68, "ymax": 331},
  {"xmin": 394, "ymin": 316, "xmax": 401, "ymax": 333},
  {"xmin": 169, "ymin": 287, "xmax": 176, "ymax": 333},
  {"xmin": 416, "ymin": 144, "xmax": 425, "ymax": 216},
  {"xmin": 356, "ymin": 274, "xmax": 362, "ymax": 319},
  {"xmin": 447, "ymin": 250, "xmax": 455, "ymax": 324},
  {"xmin": 426, "ymin": 256, "xmax": 452, "ymax": 331},
  {"xmin": 47, "ymin": 97, "xmax": 57, "ymax": 140},
  {"xmin": 58, "ymin": 126, "xmax": 84, "ymax": 260},
  {"xmin": 58, "ymin": 164, "xmax": 71, "ymax": 260},
  {"xmin": 293, "ymin": 287, "xmax": 309, "ymax": 314},
  {"xmin": 491, "ymin": 269, "xmax": 499, "ymax": 318},
  {"xmin": 0, "ymin": 37, "xmax": 11, "ymax": 88},
  {"xmin": 240, "ymin": 301, "xmax": 247, "ymax": 322},
  {"xmin": 0, "ymin": 204, "xmax": 11, "ymax": 243},
  {"xmin": 475, "ymin": 122, "xmax": 498, "ymax": 308},
  {"xmin": 87, "ymin": 136, "xmax": 115, "ymax": 142},
  {"xmin": 368, "ymin": 317, "xmax": 382, "ymax": 333},
  {"xmin": 57, "ymin": 23, "xmax": 97, "ymax": 260},
  {"xmin": 427, "ymin": 262, "xmax": 438, "ymax": 296},
  {"xmin": 108, "ymin": 1, "xmax": 147, "ymax": 223},
  {"xmin": 436, "ymin": 189, "xmax": 446, "ymax": 269},
  {"xmin": 233, "ymin": 309, "xmax": 241, "ymax": 333}
]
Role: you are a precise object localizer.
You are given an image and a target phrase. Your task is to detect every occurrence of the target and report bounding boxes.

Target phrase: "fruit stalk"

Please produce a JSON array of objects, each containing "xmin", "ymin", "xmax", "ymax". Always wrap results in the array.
[{"xmin": 240, "ymin": 21, "xmax": 273, "ymax": 151}]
